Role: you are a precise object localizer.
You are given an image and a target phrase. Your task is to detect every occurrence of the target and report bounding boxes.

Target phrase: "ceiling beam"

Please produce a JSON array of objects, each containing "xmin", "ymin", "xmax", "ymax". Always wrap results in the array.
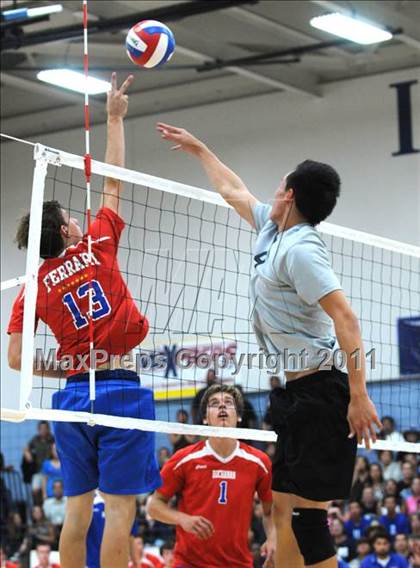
[
  {"xmin": 175, "ymin": 45, "xmax": 322, "ymax": 98},
  {"xmin": 1, "ymin": 0, "xmax": 258, "ymax": 51},
  {"xmin": 311, "ymin": 0, "xmax": 420, "ymax": 52}
]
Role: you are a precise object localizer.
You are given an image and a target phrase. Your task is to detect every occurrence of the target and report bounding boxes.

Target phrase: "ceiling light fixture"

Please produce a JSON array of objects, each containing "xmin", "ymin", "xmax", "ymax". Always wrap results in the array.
[
  {"xmin": 2, "ymin": 4, "xmax": 63, "ymax": 21},
  {"xmin": 310, "ymin": 13, "xmax": 393, "ymax": 45},
  {"xmin": 37, "ymin": 69, "xmax": 111, "ymax": 95}
]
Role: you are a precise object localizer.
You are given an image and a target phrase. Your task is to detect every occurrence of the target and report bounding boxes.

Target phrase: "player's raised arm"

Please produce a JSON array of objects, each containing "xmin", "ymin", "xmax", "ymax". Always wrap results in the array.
[
  {"xmin": 157, "ymin": 122, "xmax": 258, "ymax": 228},
  {"xmin": 101, "ymin": 72, "xmax": 134, "ymax": 215}
]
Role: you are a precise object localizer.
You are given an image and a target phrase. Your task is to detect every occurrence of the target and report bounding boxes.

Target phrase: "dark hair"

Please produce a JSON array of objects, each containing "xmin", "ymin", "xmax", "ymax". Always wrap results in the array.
[
  {"xmin": 16, "ymin": 200, "xmax": 66, "ymax": 259},
  {"xmin": 286, "ymin": 160, "xmax": 340, "ymax": 225},
  {"xmin": 382, "ymin": 416, "xmax": 395, "ymax": 425},
  {"xmin": 160, "ymin": 540, "xmax": 175, "ymax": 555},
  {"xmin": 372, "ymin": 533, "xmax": 392, "ymax": 545},
  {"xmin": 200, "ymin": 384, "xmax": 244, "ymax": 421}
]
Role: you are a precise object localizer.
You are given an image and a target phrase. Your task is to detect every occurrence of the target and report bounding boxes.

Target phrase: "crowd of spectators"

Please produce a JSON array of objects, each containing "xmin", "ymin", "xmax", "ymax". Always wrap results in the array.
[{"xmin": 0, "ymin": 376, "xmax": 419, "ymax": 568}]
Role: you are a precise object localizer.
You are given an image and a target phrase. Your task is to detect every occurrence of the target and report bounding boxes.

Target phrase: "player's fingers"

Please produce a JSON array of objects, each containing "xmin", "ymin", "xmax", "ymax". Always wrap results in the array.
[
  {"xmin": 194, "ymin": 523, "xmax": 210, "ymax": 539},
  {"xmin": 369, "ymin": 422, "xmax": 377, "ymax": 444},
  {"xmin": 110, "ymin": 72, "xmax": 117, "ymax": 91},
  {"xmin": 347, "ymin": 419, "xmax": 355, "ymax": 438},
  {"xmin": 362, "ymin": 427, "xmax": 371, "ymax": 449},
  {"xmin": 198, "ymin": 517, "xmax": 214, "ymax": 535},
  {"xmin": 170, "ymin": 144, "xmax": 182, "ymax": 151},
  {"xmin": 374, "ymin": 415, "xmax": 383, "ymax": 431},
  {"xmin": 157, "ymin": 122, "xmax": 182, "ymax": 133},
  {"xmin": 119, "ymin": 74, "xmax": 134, "ymax": 94}
]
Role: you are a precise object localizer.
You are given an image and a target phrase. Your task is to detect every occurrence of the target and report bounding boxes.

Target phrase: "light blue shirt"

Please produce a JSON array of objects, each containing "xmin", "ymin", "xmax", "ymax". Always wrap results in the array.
[{"xmin": 250, "ymin": 202, "xmax": 341, "ymax": 372}]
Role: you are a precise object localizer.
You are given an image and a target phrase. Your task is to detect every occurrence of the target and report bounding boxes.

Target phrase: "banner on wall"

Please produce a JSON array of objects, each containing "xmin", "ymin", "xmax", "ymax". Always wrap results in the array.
[{"xmin": 398, "ymin": 316, "xmax": 420, "ymax": 376}]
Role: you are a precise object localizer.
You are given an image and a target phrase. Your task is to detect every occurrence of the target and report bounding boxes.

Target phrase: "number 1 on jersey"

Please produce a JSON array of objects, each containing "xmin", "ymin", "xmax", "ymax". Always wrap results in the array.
[{"xmin": 218, "ymin": 480, "xmax": 228, "ymax": 505}]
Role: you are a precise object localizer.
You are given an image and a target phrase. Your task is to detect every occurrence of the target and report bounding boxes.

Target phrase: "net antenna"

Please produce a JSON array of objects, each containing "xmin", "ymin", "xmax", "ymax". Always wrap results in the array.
[
  {"xmin": 0, "ymin": 140, "xmax": 419, "ymax": 454},
  {"xmin": 82, "ymin": 0, "xmax": 96, "ymax": 409}
]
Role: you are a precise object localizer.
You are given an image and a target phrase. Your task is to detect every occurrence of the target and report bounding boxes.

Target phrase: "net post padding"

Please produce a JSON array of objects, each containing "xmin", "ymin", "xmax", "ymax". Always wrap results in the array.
[
  {"xmin": 19, "ymin": 145, "xmax": 49, "ymax": 410},
  {"xmin": 0, "ymin": 407, "xmax": 419, "ymax": 452}
]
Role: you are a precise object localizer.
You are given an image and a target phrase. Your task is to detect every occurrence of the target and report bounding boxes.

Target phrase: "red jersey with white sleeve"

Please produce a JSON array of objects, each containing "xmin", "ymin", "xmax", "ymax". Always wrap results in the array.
[
  {"xmin": 158, "ymin": 440, "xmax": 272, "ymax": 568},
  {"xmin": 7, "ymin": 207, "xmax": 148, "ymax": 376}
]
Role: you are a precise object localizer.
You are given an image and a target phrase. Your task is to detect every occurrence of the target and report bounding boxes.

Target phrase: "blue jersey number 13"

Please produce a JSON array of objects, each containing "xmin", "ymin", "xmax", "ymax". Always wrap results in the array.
[{"xmin": 62, "ymin": 280, "xmax": 111, "ymax": 329}]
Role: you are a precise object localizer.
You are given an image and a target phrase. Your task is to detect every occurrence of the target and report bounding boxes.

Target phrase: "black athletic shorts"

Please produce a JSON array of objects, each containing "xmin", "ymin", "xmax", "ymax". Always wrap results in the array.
[{"xmin": 270, "ymin": 367, "xmax": 357, "ymax": 501}]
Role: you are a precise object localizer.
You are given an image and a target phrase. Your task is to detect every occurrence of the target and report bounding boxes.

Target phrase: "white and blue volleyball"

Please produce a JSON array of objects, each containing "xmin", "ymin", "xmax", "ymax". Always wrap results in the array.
[{"xmin": 126, "ymin": 20, "xmax": 175, "ymax": 68}]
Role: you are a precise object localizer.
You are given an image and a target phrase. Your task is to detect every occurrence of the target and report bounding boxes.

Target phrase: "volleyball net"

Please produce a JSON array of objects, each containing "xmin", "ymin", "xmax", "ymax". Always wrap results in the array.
[{"xmin": 1, "ymin": 141, "xmax": 419, "ymax": 452}]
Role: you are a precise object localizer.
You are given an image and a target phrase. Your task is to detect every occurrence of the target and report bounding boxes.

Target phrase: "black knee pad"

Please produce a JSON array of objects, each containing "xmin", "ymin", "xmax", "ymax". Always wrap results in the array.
[{"xmin": 291, "ymin": 508, "xmax": 336, "ymax": 566}]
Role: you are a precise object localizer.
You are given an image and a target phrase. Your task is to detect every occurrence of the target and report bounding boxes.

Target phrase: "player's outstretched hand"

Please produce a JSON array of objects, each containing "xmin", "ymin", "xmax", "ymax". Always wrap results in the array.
[
  {"xmin": 347, "ymin": 393, "xmax": 382, "ymax": 449},
  {"xmin": 261, "ymin": 538, "xmax": 275, "ymax": 568},
  {"xmin": 178, "ymin": 512, "xmax": 214, "ymax": 540},
  {"xmin": 107, "ymin": 72, "xmax": 134, "ymax": 119},
  {"xmin": 157, "ymin": 122, "xmax": 207, "ymax": 156}
]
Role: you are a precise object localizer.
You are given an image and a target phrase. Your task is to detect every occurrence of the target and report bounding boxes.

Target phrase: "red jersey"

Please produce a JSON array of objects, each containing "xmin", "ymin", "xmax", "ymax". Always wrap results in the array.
[
  {"xmin": 158, "ymin": 440, "xmax": 272, "ymax": 568},
  {"xmin": 8, "ymin": 207, "xmax": 148, "ymax": 376},
  {"xmin": 128, "ymin": 553, "xmax": 163, "ymax": 568}
]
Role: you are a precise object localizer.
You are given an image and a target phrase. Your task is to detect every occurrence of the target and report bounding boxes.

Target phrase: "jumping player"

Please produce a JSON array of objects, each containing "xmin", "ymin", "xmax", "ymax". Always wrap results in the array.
[
  {"xmin": 156, "ymin": 123, "xmax": 382, "ymax": 568},
  {"xmin": 7, "ymin": 74, "xmax": 161, "ymax": 568},
  {"xmin": 147, "ymin": 384, "xmax": 275, "ymax": 568}
]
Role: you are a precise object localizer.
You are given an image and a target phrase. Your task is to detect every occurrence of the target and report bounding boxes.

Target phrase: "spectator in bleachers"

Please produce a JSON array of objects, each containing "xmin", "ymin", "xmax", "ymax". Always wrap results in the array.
[
  {"xmin": 160, "ymin": 540, "xmax": 174, "ymax": 568},
  {"xmin": 5, "ymin": 513, "xmax": 25, "ymax": 561},
  {"xmin": 330, "ymin": 518, "xmax": 355, "ymax": 563},
  {"xmin": 261, "ymin": 375, "xmax": 281, "ymax": 430},
  {"xmin": 379, "ymin": 495, "xmax": 411, "ymax": 539},
  {"xmin": 338, "ymin": 559, "xmax": 351, "ymax": 568},
  {"xmin": 191, "ymin": 369, "xmax": 218, "ymax": 424},
  {"xmin": 394, "ymin": 534, "xmax": 410, "ymax": 563},
  {"xmin": 0, "ymin": 546, "xmax": 18, "ymax": 568},
  {"xmin": 168, "ymin": 409, "xmax": 196, "ymax": 453},
  {"xmin": 351, "ymin": 457, "xmax": 371, "ymax": 502},
  {"xmin": 361, "ymin": 487, "xmax": 379, "ymax": 516},
  {"xmin": 360, "ymin": 533, "xmax": 409, "ymax": 568},
  {"xmin": 410, "ymin": 513, "xmax": 420, "ymax": 536},
  {"xmin": 349, "ymin": 537, "xmax": 372, "ymax": 568},
  {"xmin": 264, "ymin": 442, "xmax": 276, "ymax": 461},
  {"xmin": 408, "ymin": 535, "xmax": 420, "ymax": 568},
  {"xmin": 22, "ymin": 505, "xmax": 55, "ymax": 552},
  {"xmin": 344, "ymin": 501, "xmax": 373, "ymax": 544},
  {"xmin": 22, "ymin": 421, "xmax": 54, "ymax": 504},
  {"xmin": 380, "ymin": 417, "xmax": 405, "ymax": 445},
  {"xmin": 368, "ymin": 463, "xmax": 385, "ymax": 501},
  {"xmin": 384, "ymin": 479, "xmax": 403, "ymax": 507},
  {"xmin": 403, "ymin": 427, "xmax": 419, "ymax": 445},
  {"xmin": 157, "ymin": 448, "xmax": 171, "ymax": 470},
  {"xmin": 405, "ymin": 476, "xmax": 420, "ymax": 514},
  {"xmin": 43, "ymin": 480, "xmax": 67, "ymax": 546},
  {"xmin": 41, "ymin": 445, "xmax": 62, "ymax": 500},
  {"xmin": 398, "ymin": 462, "xmax": 416, "ymax": 498},
  {"xmin": 402, "ymin": 453, "xmax": 420, "ymax": 474},
  {"xmin": 234, "ymin": 385, "xmax": 258, "ymax": 429},
  {"xmin": 128, "ymin": 534, "xmax": 162, "ymax": 567},
  {"xmin": 33, "ymin": 543, "xmax": 60, "ymax": 568},
  {"xmin": 0, "ymin": 453, "xmax": 14, "ymax": 473},
  {"xmin": 379, "ymin": 450, "xmax": 403, "ymax": 482}
]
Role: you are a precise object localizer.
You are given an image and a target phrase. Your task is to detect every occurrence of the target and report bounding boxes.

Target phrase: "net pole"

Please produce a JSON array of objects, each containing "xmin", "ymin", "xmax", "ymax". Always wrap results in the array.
[
  {"xmin": 20, "ymin": 145, "xmax": 48, "ymax": 409},
  {"xmin": 82, "ymin": 0, "xmax": 95, "ymax": 408}
]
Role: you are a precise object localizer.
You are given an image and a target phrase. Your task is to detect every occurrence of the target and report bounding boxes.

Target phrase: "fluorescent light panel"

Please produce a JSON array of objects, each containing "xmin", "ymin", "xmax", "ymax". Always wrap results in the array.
[
  {"xmin": 37, "ymin": 69, "xmax": 111, "ymax": 95},
  {"xmin": 310, "ymin": 13, "xmax": 392, "ymax": 45},
  {"xmin": 2, "ymin": 4, "xmax": 63, "ymax": 21}
]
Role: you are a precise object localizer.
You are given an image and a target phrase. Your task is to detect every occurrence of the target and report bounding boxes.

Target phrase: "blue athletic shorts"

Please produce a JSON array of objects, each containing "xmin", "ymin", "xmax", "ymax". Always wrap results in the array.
[{"xmin": 52, "ymin": 369, "xmax": 162, "ymax": 497}]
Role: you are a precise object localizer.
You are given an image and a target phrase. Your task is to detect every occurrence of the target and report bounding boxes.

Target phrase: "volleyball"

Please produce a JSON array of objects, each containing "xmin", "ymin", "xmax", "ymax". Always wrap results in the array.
[{"xmin": 126, "ymin": 20, "xmax": 175, "ymax": 68}]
